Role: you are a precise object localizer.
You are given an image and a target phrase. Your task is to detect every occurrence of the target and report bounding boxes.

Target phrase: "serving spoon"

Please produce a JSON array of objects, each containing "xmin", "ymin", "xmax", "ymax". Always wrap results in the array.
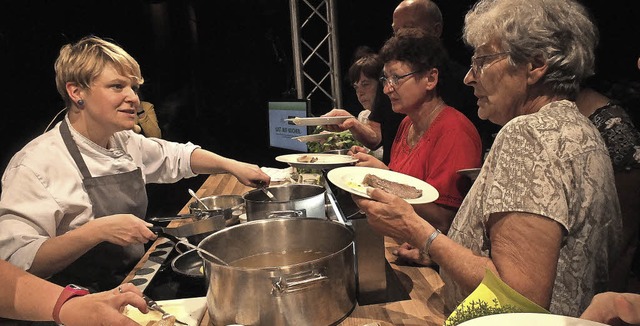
[
  {"xmin": 178, "ymin": 240, "xmax": 230, "ymax": 266},
  {"xmin": 188, "ymin": 188, "xmax": 210, "ymax": 210}
]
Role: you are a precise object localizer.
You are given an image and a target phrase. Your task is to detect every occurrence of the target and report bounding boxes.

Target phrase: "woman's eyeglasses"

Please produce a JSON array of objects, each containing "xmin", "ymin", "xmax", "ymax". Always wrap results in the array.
[
  {"xmin": 469, "ymin": 51, "xmax": 510, "ymax": 78},
  {"xmin": 379, "ymin": 70, "xmax": 422, "ymax": 88}
]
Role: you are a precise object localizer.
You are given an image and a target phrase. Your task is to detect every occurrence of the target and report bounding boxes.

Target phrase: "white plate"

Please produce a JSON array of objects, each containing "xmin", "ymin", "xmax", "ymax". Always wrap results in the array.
[
  {"xmin": 276, "ymin": 153, "xmax": 358, "ymax": 170},
  {"xmin": 457, "ymin": 168, "xmax": 481, "ymax": 181},
  {"xmin": 284, "ymin": 116, "xmax": 350, "ymax": 126},
  {"xmin": 292, "ymin": 132, "xmax": 337, "ymax": 143},
  {"xmin": 458, "ymin": 313, "xmax": 607, "ymax": 326},
  {"xmin": 327, "ymin": 166, "xmax": 439, "ymax": 204}
]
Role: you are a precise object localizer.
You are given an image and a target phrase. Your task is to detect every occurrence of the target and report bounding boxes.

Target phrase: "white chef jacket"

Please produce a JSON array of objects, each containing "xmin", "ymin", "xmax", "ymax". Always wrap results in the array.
[{"xmin": 0, "ymin": 117, "xmax": 199, "ymax": 270}]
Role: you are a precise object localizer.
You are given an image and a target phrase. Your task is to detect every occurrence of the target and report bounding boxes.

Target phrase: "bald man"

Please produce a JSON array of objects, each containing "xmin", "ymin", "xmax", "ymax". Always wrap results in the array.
[{"xmin": 392, "ymin": 0, "xmax": 443, "ymax": 37}]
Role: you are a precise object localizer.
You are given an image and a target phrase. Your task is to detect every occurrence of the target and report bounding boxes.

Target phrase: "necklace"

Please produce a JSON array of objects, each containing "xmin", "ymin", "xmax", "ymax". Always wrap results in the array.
[
  {"xmin": 410, "ymin": 100, "xmax": 445, "ymax": 140},
  {"xmin": 425, "ymin": 100, "xmax": 445, "ymax": 127}
]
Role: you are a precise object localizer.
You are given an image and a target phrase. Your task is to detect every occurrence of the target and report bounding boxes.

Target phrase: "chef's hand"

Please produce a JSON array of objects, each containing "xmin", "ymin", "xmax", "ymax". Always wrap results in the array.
[
  {"xmin": 59, "ymin": 283, "xmax": 148, "ymax": 326},
  {"xmin": 580, "ymin": 292, "xmax": 640, "ymax": 325},
  {"xmin": 228, "ymin": 161, "xmax": 271, "ymax": 188},
  {"xmin": 350, "ymin": 147, "xmax": 386, "ymax": 169},
  {"xmin": 352, "ymin": 188, "xmax": 424, "ymax": 244},
  {"xmin": 322, "ymin": 109, "xmax": 356, "ymax": 132},
  {"xmin": 89, "ymin": 214, "xmax": 157, "ymax": 246}
]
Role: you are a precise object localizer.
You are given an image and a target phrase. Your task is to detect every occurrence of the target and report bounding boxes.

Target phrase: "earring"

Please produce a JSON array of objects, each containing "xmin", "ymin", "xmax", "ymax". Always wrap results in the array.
[{"xmin": 77, "ymin": 99, "xmax": 84, "ymax": 106}]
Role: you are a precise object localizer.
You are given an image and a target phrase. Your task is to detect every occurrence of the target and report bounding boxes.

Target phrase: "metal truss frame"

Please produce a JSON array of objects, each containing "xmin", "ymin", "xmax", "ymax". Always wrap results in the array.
[{"xmin": 289, "ymin": 0, "xmax": 342, "ymax": 111}]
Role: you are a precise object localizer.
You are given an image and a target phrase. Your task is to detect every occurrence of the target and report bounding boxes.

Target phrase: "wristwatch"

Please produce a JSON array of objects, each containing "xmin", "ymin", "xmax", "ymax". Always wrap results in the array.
[{"xmin": 52, "ymin": 284, "xmax": 90, "ymax": 325}]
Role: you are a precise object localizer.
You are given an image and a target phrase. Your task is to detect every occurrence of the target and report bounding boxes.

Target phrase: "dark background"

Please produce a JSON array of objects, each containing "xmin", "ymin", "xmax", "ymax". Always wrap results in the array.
[{"xmin": 1, "ymin": 0, "xmax": 638, "ymax": 216}]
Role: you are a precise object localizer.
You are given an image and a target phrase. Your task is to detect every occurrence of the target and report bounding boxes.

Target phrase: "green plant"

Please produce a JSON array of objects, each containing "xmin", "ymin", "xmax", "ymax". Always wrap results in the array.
[
  {"xmin": 307, "ymin": 127, "xmax": 362, "ymax": 153},
  {"xmin": 444, "ymin": 298, "xmax": 523, "ymax": 326}
]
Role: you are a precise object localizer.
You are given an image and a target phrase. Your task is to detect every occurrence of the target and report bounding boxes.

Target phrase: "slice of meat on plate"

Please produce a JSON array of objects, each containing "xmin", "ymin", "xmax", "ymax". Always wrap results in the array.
[{"xmin": 362, "ymin": 173, "xmax": 422, "ymax": 199}]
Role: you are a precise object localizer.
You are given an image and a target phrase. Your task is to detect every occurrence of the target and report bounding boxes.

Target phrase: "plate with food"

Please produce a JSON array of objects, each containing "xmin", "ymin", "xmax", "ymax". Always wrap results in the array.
[
  {"xmin": 275, "ymin": 153, "xmax": 358, "ymax": 170},
  {"xmin": 327, "ymin": 166, "xmax": 439, "ymax": 204},
  {"xmin": 456, "ymin": 167, "xmax": 481, "ymax": 181},
  {"xmin": 284, "ymin": 116, "xmax": 350, "ymax": 126},
  {"xmin": 292, "ymin": 132, "xmax": 337, "ymax": 143}
]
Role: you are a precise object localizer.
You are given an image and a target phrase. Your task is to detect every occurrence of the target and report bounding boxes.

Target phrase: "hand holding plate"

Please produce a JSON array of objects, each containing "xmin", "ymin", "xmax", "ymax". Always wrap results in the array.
[
  {"xmin": 351, "ymin": 185, "xmax": 426, "ymax": 243},
  {"xmin": 321, "ymin": 109, "xmax": 354, "ymax": 132}
]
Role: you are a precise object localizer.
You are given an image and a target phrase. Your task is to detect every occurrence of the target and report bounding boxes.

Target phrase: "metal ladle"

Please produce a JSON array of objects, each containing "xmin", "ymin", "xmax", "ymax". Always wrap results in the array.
[
  {"xmin": 188, "ymin": 188, "xmax": 210, "ymax": 210},
  {"xmin": 156, "ymin": 229, "xmax": 229, "ymax": 266},
  {"xmin": 177, "ymin": 240, "xmax": 229, "ymax": 266}
]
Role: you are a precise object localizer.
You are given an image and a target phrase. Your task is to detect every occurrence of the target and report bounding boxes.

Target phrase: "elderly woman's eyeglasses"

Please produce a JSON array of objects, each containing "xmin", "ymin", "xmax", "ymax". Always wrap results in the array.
[
  {"xmin": 469, "ymin": 52, "xmax": 510, "ymax": 78},
  {"xmin": 379, "ymin": 70, "xmax": 422, "ymax": 88}
]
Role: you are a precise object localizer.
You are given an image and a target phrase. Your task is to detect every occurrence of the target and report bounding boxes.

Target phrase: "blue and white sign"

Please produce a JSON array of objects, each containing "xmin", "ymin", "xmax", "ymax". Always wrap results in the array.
[{"xmin": 268, "ymin": 101, "xmax": 308, "ymax": 152}]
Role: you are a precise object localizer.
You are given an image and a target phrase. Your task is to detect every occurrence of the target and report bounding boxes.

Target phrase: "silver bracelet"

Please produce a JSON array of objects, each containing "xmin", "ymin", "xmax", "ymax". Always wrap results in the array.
[{"xmin": 420, "ymin": 228, "xmax": 442, "ymax": 259}]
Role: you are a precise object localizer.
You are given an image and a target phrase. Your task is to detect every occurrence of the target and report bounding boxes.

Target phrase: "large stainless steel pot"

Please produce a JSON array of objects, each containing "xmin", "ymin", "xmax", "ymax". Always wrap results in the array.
[
  {"xmin": 199, "ymin": 218, "xmax": 356, "ymax": 326},
  {"xmin": 243, "ymin": 184, "xmax": 326, "ymax": 221}
]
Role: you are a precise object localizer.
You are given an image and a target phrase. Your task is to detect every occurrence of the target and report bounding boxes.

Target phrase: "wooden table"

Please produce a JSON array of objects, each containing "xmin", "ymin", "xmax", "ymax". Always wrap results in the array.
[{"xmin": 124, "ymin": 173, "xmax": 446, "ymax": 326}]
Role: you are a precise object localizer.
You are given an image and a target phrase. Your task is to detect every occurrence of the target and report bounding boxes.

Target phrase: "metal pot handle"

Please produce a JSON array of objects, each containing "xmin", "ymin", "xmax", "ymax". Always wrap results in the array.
[
  {"xmin": 271, "ymin": 268, "xmax": 328, "ymax": 295},
  {"xmin": 147, "ymin": 214, "xmax": 196, "ymax": 223},
  {"xmin": 267, "ymin": 209, "xmax": 306, "ymax": 219}
]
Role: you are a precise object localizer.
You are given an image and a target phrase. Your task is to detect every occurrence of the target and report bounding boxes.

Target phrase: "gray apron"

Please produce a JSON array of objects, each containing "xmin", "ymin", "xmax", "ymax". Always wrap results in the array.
[{"xmin": 50, "ymin": 120, "xmax": 148, "ymax": 292}]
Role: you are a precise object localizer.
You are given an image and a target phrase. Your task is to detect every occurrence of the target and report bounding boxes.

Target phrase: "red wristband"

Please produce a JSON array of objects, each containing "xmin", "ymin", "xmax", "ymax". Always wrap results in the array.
[{"xmin": 52, "ymin": 284, "xmax": 90, "ymax": 325}]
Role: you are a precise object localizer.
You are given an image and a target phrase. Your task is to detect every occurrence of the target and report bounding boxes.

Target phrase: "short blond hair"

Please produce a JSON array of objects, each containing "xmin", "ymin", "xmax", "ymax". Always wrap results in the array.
[{"xmin": 54, "ymin": 35, "xmax": 144, "ymax": 107}]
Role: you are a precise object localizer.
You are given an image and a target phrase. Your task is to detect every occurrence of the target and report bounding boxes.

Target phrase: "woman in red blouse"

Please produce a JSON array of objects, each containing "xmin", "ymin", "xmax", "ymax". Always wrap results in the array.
[{"xmin": 351, "ymin": 28, "xmax": 482, "ymax": 265}]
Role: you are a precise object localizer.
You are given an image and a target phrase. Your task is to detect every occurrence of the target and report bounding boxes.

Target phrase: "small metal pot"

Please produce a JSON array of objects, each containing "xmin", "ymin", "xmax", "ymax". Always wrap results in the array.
[
  {"xmin": 189, "ymin": 195, "xmax": 245, "ymax": 220},
  {"xmin": 243, "ymin": 184, "xmax": 326, "ymax": 221}
]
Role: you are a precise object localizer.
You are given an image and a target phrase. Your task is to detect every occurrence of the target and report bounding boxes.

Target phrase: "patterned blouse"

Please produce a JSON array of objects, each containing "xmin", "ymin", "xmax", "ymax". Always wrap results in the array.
[
  {"xmin": 441, "ymin": 100, "xmax": 623, "ymax": 317},
  {"xmin": 588, "ymin": 101, "xmax": 640, "ymax": 171}
]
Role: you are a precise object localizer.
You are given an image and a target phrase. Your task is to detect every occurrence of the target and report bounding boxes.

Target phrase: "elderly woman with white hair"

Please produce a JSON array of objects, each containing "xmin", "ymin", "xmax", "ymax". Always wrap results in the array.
[{"xmin": 353, "ymin": 0, "xmax": 622, "ymax": 317}]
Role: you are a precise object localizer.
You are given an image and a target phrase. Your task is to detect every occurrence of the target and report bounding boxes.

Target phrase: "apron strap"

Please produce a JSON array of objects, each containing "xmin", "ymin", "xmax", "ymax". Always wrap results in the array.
[
  {"xmin": 55, "ymin": 119, "xmax": 148, "ymax": 291},
  {"xmin": 60, "ymin": 119, "xmax": 92, "ymax": 179}
]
